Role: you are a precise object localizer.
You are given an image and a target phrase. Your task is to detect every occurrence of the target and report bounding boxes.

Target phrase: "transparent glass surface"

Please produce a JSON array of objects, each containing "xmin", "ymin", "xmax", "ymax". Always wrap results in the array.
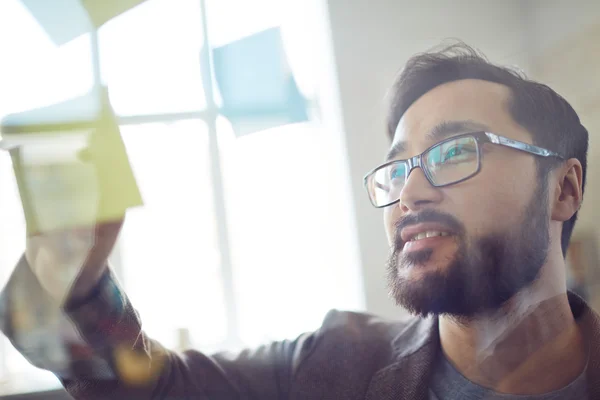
[
  {"xmin": 99, "ymin": 0, "xmax": 207, "ymax": 116},
  {"xmin": 119, "ymin": 120, "xmax": 227, "ymax": 350},
  {"xmin": 205, "ymin": 0, "xmax": 321, "ymax": 101},
  {"xmin": 217, "ymin": 116, "xmax": 364, "ymax": 347},
  {"xmin": 0, "ymin": 1, "xmax": 93, "ymax": 120},
  {"xmin": 0, "ymin": 0, "xmax": 93, "ymax": 394}
]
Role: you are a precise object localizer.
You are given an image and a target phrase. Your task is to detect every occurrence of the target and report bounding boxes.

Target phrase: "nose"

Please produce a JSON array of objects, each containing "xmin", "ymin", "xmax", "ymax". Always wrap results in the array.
[{"xmin": 398, "ymin": 167, "xmax": 442, "ymax": 213}]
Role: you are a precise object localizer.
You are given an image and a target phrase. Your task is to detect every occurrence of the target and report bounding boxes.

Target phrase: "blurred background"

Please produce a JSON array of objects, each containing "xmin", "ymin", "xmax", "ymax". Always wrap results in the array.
[{"xmin": 0, "ymin": 0, "xmax": 599, "ymax": 397}]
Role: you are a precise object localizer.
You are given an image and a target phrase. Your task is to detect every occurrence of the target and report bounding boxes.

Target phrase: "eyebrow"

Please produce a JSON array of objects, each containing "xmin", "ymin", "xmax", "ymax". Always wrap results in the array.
[{"xmin": 385, "ymin": 120, "xmax": 492, "ymax": 161}]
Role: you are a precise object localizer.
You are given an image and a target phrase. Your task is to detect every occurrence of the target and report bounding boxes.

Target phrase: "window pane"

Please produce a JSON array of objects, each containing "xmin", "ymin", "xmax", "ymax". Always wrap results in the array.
[
  {"xmin": 99, "ymin": 0, "xmax": 207, "ymax": 116},
  {"xmin": 218, "ymin": 117, "xmax": 364, "ymax": 347},
  {"xmin": 205, "ymin": 0, "xmax": 321, "ymax": 98},
  {"xmin": 0, "ymin": 144, "xmax": 64, "ymax": 396},
  {"xmin": 120, "ymin": 120, "xmax": 226, "ymax": 350},
  {"xmin": 0, "ymin": 0, "xmax": 92, "ymax": 394},
  {"xmin": 206, "ymin": 0, "xmax": 281, "ymax": 47},
  {"xmin": 0, "ymin": 0, "xmax": 93, "ymax": 120}
]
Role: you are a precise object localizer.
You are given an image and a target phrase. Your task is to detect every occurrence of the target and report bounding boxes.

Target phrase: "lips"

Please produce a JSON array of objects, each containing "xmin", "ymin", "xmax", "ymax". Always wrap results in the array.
[
  {"xmin": 399, "ymin": 223, "xmax": 455, "ymax": 247},
  {"xmin": 407, "ymin": 231, "xmax": 451, "ymax": 241}
]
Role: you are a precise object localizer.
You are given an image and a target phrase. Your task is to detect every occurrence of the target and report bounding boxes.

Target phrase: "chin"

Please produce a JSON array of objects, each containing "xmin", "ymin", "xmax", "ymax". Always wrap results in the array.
[
  {"xmin": 398, "ymin": 261, "xmax": 446, "ymax": 283},
  {"xmin": 387, "ymin": 249, "xmax": 477, "ymax": 317},
  {"xmin": 390, "ymin": 278, "xmax": 451, "ymax": 317},
  {"xmin": 397, "ymin": 247, "xmax": 454, "ymax": 273}
]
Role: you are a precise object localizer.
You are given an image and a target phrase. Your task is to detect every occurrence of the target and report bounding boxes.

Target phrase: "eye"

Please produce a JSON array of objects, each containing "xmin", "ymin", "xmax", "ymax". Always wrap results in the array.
[
  {"xmin": 389, "ymin": 164, "xmax": 406, "ymax": 180},
  {"xmin": 442, "ymin": 144, "xmax": 476, "ymax": 163}
]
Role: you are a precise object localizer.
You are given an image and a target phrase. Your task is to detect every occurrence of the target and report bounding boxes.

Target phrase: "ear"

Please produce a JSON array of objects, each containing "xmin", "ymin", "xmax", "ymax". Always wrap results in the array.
[{"xmin": 551, "ymin": 158, "xmax": 583, "ymax": 222}]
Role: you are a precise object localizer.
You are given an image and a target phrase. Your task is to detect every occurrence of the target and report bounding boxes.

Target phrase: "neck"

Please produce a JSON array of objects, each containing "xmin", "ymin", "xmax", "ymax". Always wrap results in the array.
[{"xmin": 439, "ymin": 259, "xmax": 587, "ymax": 394}]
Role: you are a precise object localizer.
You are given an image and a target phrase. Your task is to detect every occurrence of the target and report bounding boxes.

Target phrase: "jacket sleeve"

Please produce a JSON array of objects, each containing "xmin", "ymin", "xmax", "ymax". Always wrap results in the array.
[{"xmin": 0, "ymin": 255, "xmax": 318, "ymax": 400}]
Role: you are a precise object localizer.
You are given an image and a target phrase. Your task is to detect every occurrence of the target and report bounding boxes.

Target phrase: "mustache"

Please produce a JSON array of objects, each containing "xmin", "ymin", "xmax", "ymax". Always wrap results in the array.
[{"xmin": 394, "ymin": 209, "xmax": 465, "ymax": 244}]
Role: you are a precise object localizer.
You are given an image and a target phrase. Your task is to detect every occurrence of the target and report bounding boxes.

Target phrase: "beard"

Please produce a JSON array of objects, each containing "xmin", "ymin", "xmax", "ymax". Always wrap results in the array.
[{"xmin": 386, "ymin": 182, "xmax": 550, "ymax": 318}]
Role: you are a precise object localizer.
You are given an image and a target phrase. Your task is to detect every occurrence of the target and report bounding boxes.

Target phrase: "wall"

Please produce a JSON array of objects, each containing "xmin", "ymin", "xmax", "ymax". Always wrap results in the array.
[
  {"xmin": 325, "ymin": 0, "xmax": 534, "ymax": 319},
  {"xmin": 526, "ymin": 1, "xmax": 600, "ymax": 308},
  {"xmin": 525, "ymin": 0, "xmax": 600, "ymax": 56},
  {"xmin": 526, "ymin": 2, "xmax": 600, "ymax": 236}
]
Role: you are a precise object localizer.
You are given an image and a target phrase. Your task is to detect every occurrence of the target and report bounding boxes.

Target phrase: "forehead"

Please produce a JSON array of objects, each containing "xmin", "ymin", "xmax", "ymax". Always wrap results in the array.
[{"xmin": 391, "ymin": 79, "xmax": 532, "ymax": 156}]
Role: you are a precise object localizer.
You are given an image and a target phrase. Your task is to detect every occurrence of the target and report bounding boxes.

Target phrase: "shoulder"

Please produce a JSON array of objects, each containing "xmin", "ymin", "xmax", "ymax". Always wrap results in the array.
[
  {"xmin": 289, "ymin": 309, "xmax": 428, "ymax": 382},
  {"xmin": 311, "ymin": 309, "xmax": 422, "ymax": 360},
  {"xmin": 319, "ymin": 309, "xmax": 418, "ymax": 337}
]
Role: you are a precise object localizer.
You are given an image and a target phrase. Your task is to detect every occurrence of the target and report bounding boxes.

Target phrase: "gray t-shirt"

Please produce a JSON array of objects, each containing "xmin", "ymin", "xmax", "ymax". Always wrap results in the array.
[{"xmin": 429, "ymin": 352, "xmax": 588, "ymax": 400}]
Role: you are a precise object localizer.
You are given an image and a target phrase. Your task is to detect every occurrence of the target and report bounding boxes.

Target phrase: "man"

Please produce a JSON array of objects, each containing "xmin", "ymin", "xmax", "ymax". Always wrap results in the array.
[{"xmin": 0, "ymin": 43, "xmax": 596, "ymax": 399}]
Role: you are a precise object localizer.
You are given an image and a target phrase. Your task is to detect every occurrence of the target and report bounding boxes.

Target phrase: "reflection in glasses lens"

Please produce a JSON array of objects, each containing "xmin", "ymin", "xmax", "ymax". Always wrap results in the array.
[{"xmin": 366, "ymin": 136, "xmax": 480, "ymax": 207}]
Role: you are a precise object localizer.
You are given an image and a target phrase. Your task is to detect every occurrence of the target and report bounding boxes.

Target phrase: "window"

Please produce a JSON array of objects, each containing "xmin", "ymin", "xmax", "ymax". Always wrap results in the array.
[
  {"xmin": 0, "ymin": 0, "xmax": 364, "ymax": 395},
  {"xmin": 218, "ymin": 118, "xmax": 365, "ymax": 346},
  {"xmin": 119, "ymin": 121, "xmax": 228, "ymax": 351},
  {"xmin": 99, "ymin": 0, "xmax": 207, "ymax": 115},
  {"xmin": 0, "ymin": 0, "xmax": 95, "ymax": 394}
]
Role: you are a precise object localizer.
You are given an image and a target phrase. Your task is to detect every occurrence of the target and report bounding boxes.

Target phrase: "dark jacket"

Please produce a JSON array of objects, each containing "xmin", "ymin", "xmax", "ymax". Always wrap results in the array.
[{"xmin": 2, "ymin": 255, "xmax": 600, "ymax": 399}]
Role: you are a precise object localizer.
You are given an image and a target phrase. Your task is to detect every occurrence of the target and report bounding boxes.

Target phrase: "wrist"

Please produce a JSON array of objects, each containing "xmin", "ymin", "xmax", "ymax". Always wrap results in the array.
[{"xmin": 64, "ymin": 265, "xmax": 110, "ymax": 311}]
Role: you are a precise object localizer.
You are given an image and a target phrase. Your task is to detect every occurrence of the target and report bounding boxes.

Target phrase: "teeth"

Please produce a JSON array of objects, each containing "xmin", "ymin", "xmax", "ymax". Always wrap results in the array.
[{"xmin": 410, "ymin": 231, "xmax": 450, "ymax": 241}]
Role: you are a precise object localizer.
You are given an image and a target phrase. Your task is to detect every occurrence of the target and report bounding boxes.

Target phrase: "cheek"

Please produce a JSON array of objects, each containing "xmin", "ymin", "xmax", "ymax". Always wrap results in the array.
[
  {"xmin": 383, "ymin": 207, "xmax": 397, "ymax": 245},
  {"xmin": 450, "ymin": 174, "xmax": 534, "ymax": 236}
]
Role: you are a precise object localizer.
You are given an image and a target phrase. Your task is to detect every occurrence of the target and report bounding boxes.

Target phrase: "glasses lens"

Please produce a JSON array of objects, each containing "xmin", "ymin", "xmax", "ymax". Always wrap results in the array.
[
  {"xmin": 368, "ymin": 161, "xmax": 407, "ymax": 207},
  {"xmin": 424, "ymin": 136, "xmax": 479, "ymax": 186}
]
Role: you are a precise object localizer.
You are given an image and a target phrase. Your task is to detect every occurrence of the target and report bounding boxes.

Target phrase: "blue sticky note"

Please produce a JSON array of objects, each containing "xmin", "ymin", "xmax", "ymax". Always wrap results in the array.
[{"xmin": 213, "ymin": 27, "xmax": 308, "ymax": 136}]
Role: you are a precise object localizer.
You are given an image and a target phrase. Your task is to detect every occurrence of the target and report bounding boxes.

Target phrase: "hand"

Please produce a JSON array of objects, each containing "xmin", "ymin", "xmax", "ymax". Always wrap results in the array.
[{"xmin": 25, "ymin": 218, "xmax": 124, "ymax": 306}]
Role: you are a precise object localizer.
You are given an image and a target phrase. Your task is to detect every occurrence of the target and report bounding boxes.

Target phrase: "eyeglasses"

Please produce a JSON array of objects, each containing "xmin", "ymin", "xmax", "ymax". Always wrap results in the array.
[{"xmin": 364, "ymin": 131, "xmax": 563, "ymax": 208}]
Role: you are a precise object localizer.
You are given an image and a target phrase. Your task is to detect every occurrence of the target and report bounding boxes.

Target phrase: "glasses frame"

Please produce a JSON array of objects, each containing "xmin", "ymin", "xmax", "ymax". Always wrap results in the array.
[{"xmin": 363, "ymin": 131, "xmax": 564, "ymax": 208}]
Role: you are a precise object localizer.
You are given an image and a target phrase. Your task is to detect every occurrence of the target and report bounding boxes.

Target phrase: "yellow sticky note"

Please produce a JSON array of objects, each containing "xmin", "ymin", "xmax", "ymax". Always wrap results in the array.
[{"xmin": 1, "ymin": 88, "xmax": 143, "ymax": 236}]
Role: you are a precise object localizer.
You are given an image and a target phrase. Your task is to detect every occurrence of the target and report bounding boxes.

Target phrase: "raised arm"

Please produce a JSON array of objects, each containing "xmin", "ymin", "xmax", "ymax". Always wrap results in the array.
[{"xmin": 0, "ymin": 251, "xmax": 316, "ymax": 399}]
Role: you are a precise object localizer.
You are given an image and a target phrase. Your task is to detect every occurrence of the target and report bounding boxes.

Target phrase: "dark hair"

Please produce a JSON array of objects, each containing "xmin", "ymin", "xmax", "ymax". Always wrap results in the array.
[{"xmin": 386, "ymin": 42, "xmax": 588, "ymax": 257}]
